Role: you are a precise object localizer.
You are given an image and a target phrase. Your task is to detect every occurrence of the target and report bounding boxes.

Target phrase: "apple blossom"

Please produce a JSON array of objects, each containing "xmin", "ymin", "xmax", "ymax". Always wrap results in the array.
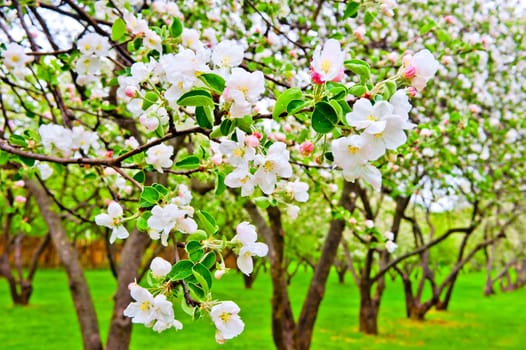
[
  {"xmin": 233, "ymin": 222, "xmax": 268, "ymax": 275},
  {"xmin": 253, "ymin": 142, "xmax": 293, "ymax": 195},
  {"xmin": 95, "ymin": 201, "xmax": 130, "ymax": 243},
  {"xmin": 210, "ymin": 301, "xmax": 245, "ymax": 342},
  {"xmin": 402, "ymin": 49, "xmax": 440, "ymax": 91},
  {"xmin": 147, "ymin": 204, "xmax": 197, "ymax": 246},
  {"xmin": 145, "ymin": 143, "xmax": 174, "ymax": 173},
  {"xmin": 150, "ymin": 257, "xmax": 172, "ymax": 279},
  {"xmin": 310, "ymin": 39, "xmax": 344, "ymax": 84}
]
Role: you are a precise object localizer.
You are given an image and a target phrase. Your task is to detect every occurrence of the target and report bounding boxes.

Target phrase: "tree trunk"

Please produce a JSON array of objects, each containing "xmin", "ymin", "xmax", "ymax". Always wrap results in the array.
[
  {"xmin": 27, "ymin": 179, "xmax": 102, "ymax": 350},
  {"xmin": 359, "ymin": 287, "xmax": 379, "ymax": 334},
  {"xmin": 296, "ymin": 181, "xmax": 357, "ymax": 350},
  {"xmin": 106, "ymin": 229, "xmax": 151, "ymax": 350}
]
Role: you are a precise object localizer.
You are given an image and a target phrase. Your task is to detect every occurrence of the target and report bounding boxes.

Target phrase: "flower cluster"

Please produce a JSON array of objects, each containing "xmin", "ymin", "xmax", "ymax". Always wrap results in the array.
[
  {"xmin": 331, "ymin": 90, "xmax": 414, "ymax": 191},
  {"xmin": 39, "ymin": 123, "xmax": 100, "ymax": 157},
  {"xmin": 1, "ymin": 43, "xmax": 32, "ymax": 78},
  {"xmin": 232, "ymin": 222, "xmax": 268, "ymax": 275},
  {"xmin": 147, "ymin": 185, "xmax": 197, "ymax": 246}
]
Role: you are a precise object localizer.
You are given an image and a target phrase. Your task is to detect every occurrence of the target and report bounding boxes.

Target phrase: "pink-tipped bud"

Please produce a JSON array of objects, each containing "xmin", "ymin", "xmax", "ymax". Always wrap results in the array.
[
  {"xmin": 245, "ymin": 134, "xmax": 260, "ymax": 148},
  {"xmin": 310, "ymin": 67, "xmax": 324, "ymax": 85},
  {"xmin": 365, "ymin": 219, "xmax": 375, "ymax": 228},
  {"xmin": 270, "ymin": 132, "xmax": 286, "ymax": 142},
  {"xmin": 406, "ymin": 86, "xmax": 417, "ymax": 97},
  {"xmin": 15, "ymin": 196, "xmax": 27, "ymax": 204},
  {"xmin": 139, "ymin": 115, "xmax": 159, "ymax": 131},
  {"xmin": 299, "ymin": 141, "xmax": 314, "ymax": 156},
  {"xmin": 211, "ymin": 153, "xmax": 223, "ymax": 166},
  {"xmin": 444, "ymin": 15, "xmax": 454, "ymax": 24},
  {"xmin": 349, "ymin": 218, "xmax": 357, "ymax": 225},
  {"xmin": 125, "ymin": 86, "xmax": 137, "ymax": 98},
  {"xmin": 403, "ymin": 66, "xmax": 417, "ymax": 79},
  {"xmin": 284, "ymin": 124, "xmax": 292, "ymax": 132},
  {"xmin": 13, "ymin": 180, "xmax": 25, "ymax": 188},
  {"xmin": 253, "ymin": 132, "xmax": 262, "ymax": 140}
]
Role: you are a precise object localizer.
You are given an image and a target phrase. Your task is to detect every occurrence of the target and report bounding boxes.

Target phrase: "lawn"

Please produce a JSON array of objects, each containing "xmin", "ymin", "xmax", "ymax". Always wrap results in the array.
[{"xmin": 1, "ymin": 268, "xmax": 525, "ymax": 349}]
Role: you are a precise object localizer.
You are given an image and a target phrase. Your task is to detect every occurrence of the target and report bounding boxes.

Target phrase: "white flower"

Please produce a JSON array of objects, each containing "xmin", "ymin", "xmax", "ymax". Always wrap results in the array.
[
  {"xmin": 39, "ymin": 124, "xmax": 73, "ymax": 155},
  {"xmin": 95, "ymin": 201, "xmax": 129, "ymax": 243},
  {"xmin": 346, "ymin": 99, "xmax": 392, "ymax": 135},
  {"xmin": 331, "ymin": 134, "xmax": 372, "ymax": 170},
  {"xmin": 124, "ymin": 284, "xmax": 183, "ymax": 332},
  {"xmin": 123, "ymin": 12, "xmax": 149, "ymax": 35},
  {"xmin": 36, "ymin": 162, "xmax": 53, "ymax": 180},
  {"xmin": 147, "ymin": 204, "xmax": 197, "ymax": 246},
  {"xmin": 77, "ymin": 33, "xmax": 110, "ymax": 57},
  {"xmin": 123, "ymin": 284, "xmax": 156, "ymax": 325},
  {"xmin": 71, "ymin": 126, "xmax": 99, "ymax": 153},
  {"xmin": 146, "ymin": 143, "xmax": 174, "ymax": 173},
  {"xmin": 150, "ymin": 257, "xmax": 172, "ymax": 278},
  {"xmin": 219, "ymin": 129, "xmax": 256, "ymax": 167},
  {"xmin": 403, "ymin": 49, "xmax": 439, "ymax": 91},
  {"xmin": 212, "ymin": 40, "xmax": 244, "ymax": 69},
  {"xmin": 253, "ymin": 142, "xmax": 292, "ymax": 195},
  {"xmin": 286, "ymin": 180, "xmax": 309, "ymax": 202},
  {"xmin": 386, "ymin": 240, "xmax": 398, "ymax": 253},
  {"xmin": 172, "ymin": 184, "xmax": 192, "ymax": 207},
  {"xmin": 233, "ymin": 222, "xmax": 268, "ymax": 275},
  {"xmin": 310, "ymin": 39, "xmax": 344, "ymax": 83},
  {"xmin": 224, "ymin": 166, "xmax": 256, "ymax": 196},
  {"xmin": 2, "ymin": 43, "xmax": 32, "ymax": 70},
  {"xmin": 210, "ymin": 301, "xmax": 245, "ymax": 342},
  {"xmin": 287, "ymin": 205, "xmax": 300, "ymax": 220},
  {"xmin": 223, "ymin": 68, "xmax": 265, "ymax": 118},
  {"xmin": 342, "ymin": 163, "xmax": 382, "ymax": 192}
]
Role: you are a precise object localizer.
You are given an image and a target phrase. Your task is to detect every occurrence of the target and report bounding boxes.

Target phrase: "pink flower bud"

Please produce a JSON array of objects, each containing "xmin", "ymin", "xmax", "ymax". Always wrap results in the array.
[
  {"xmin": 15, "ymin": 196, "xmax": 27, "ymax": 204},
  {"xmin": 139, "ymin": 115, "xmax": 159, "ymax": 131},
  {"xmin": 211, "ymin": 153, "xmax": 223, "ymax": 165},
  {"xmin": 403, "ymin": 66, "xmax": 417, "ymax": 79},
  {"xmin": 13, "ymin": 180, "xmax": 25, "ymax": 188},
  {"xmin": 299, "ymin": 141, "xmax": 314, "ymax": 156},
  {"xmin": 387, "ymin": 52, "xmax": 399, "ymax": 63},
  {"xmin": 253, "ymin": 132, "xmax": 262, "ymax": 140},
  {"xmin": 245, "ymin": 134, "xmax": 260, "ymax": 148},
  {"xmin": 270, "ymin": 132, "xmax": 286, "ymax": 142},
  {"xmin": 444, "ymin": 15, "xmax": 454, "ymax": 24},
  {"xmin": 365, "ymin": 220, "xmax": 374, "ymax": 228},
  {"xmin": 406, "ymin": 87, "xmax": 417, "ymax": 97},
  {"xmin": 125, "ymin": 86, "xmax": 137, "ymax": 98},
  {"xmin": 349, "ymin": 218, "xmax": 357, "ymax": 225}
]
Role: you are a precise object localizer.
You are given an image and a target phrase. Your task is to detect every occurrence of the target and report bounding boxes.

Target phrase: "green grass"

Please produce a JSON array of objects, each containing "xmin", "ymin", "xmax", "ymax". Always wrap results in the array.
[{"xmin": 1, "ymin": 269, "xmax": 525, "ymax": 349}]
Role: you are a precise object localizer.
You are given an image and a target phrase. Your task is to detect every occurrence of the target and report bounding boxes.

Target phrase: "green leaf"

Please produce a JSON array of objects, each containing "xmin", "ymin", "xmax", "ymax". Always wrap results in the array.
[
  {"xmin": 312, "ymin": 102, "xmax": 338, "ymax": 134},
  {"xmin": 286, "ymin": 100, "xmax": 307, "ymax": 114},
  {"xmin": 343, "ymin": 1, "xmax": 360, "ymax": 19},
  {"xmin": 9, "ymin": 134, "xmax": 27, "ymax": 147},
  {"xmin": 348, "ymin": 84, "xmax": 366, "ymax": 97},
  {"xmin": 133, "ymin": 170, "xmax": 145, "ymax": 184},
  {"xmin": 0, "ymin": 150, "xmax": 9, "ymax": 166},
  {"xmin": 111, "ymin": 18, "xmax": 127, "ymax": 41},
  {"xmin": 192, "ymin": 263, "xmax": 212, "ymax": 292},
  {"xmin": 187, "ymin": 230, "xmax": 208, "ymax": 242},
  {"xmin": 195, "ymin": 105, "xmax": 214, "ymax": 129},
  {"xmin": 345, "ymin": 59, "xmax": 370, "ymax": 82},
  {"xmin": 194, "ymin": 210, "xmax": 218, "ymax": 235},
  {"xmin": 139, "ymin": 186, "xmax": 160, "ymax": 208},
  {"xmin": 175, "ymin": 155, "xmax": 200, "ymax": 170},
  {"xmin": 219, "ymin": 119, "xmax": 234, "ymax": 136},
  {"xmin": 254, "ymin": 196, "xmax": 272, "ymax": 209},
  {"xmin": 177, "ymin": 89, "xmax": 213, "ymax": 107},
  {"xmin": 215, "ymin": 172, "xmax": 226, "ymax": 195},
  {"xmin": 198, "ymin": 73, "xmax": 225, "ymax": 94},
  {"xmin": 364, "ymin": 10, "xmax": 377, "ymax": 25},
  {"xmin": 201, "ymin": 252, "xmax": 216, "ymax": 269},
  {"xmin": 180, "ymin": 296, "xmax": 196, "ymax": 316},
  {"xmin": 234, "ymin": 115, "xmax": 253, "ymax": 133},
  {"xmin": 152, "ymin": 183, "xmax": 169, "ymax": 196},
  {"xmin": 187, "ymin": 282, "xmax": 205, "ymax": 300},
  {"xmin": 136, "ymin": 212, "xmax": 151, "ymax": 232},
  {"xmin": 18, "ymin": 156, "xmax": 35, "ymax": 166},
  {"xmin": 273, "ymin": 88, "xmax": 302, "ymax": 119},
  {"xmin": 329, "ymin": 100, "xmax": 343, "ymax": 121},
  {"xmin": 142, "ymin": 91, "xmax": 158, "ymax": 110},
  {"xmin": 420, "ymin": 18, "xmax": 436, "ymax": 35},
  {"xmin": 168, "ymin": 260, "xmax": 194, "ymax": 280},
  {"xmin": 169, "ymin": 17, "xmax": 183, "ymax": 38},
  {"xmin": 383, "ymin": 81, "xmax": 397, "ymax": 100},
  {"xmin": 186, "ymin": 241, "xmax": 204, "ymax": 263}
]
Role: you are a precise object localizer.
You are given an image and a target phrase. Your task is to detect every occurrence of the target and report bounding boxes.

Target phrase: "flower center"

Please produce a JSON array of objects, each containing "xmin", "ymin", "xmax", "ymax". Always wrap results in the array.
[
  {"xmin": 219, "ymin": 312, "xmax": 231, "ymax": 323},
  {"xmin": 140, "ymin": 301, "xmax": 151, "ymax": 311},
  {"xmin": 367, "ymin": 115, "xmax": 378, "ymax": 121},
  {"xmin": 347, "ymin": 145, "xmax": 359, "ymax": 154},
  {"xmin": 263, "ymin": 160, "xmax": 274, "ymax": 171},
  {"xmin": 320, "ymin": 59, "xmax": 332, "ymax": 74},
  {"xmin": 233, "ymin": 147, "xmax": 244, "ymax": 157}
]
